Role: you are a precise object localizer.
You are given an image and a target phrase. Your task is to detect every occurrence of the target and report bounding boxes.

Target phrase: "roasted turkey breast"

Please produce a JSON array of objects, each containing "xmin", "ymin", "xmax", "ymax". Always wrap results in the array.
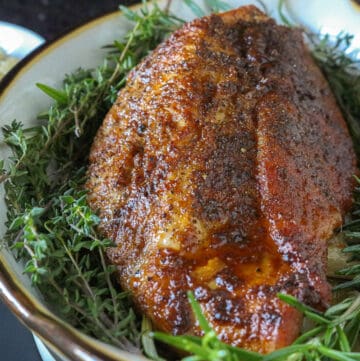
[{"xmin": 86, "ymin": 5, "xmax": 357, "ymax": 353}]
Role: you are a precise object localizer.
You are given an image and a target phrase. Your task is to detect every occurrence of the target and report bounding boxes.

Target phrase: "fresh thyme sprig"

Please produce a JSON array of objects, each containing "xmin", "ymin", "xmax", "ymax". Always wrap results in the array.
[{"xmin": 0, "ymin": 1, "xmax": 183, "ymax": 353}]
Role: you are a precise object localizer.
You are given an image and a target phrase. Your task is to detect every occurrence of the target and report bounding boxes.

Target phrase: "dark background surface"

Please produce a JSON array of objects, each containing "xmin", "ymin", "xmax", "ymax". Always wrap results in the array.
[
  {"xmin": 0, "ymin": 0, "xmax": 138, "ymax": 41},
  {"xmin": 0, "ymin": 1, "xmax": 137, "ymax": 360}
]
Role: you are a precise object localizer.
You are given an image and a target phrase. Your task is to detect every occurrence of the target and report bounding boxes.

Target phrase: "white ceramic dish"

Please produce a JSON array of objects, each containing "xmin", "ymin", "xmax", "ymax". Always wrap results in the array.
[{"xmin": 0, "ymin": 1, "xmax": 359, "ymax": 361}]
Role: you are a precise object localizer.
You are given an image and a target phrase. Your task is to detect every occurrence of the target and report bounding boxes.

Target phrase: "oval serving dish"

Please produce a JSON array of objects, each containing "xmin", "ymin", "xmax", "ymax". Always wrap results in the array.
[{"xmin": 0, "ymin": 1, "xmax": 359, "ymax": 361}]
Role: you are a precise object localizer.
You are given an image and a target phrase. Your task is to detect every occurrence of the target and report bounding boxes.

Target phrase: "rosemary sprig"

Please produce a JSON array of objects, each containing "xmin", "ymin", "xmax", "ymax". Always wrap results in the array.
[{"xmin": 153, "ymin": 292, "xmax": 360, "ymax": 361}]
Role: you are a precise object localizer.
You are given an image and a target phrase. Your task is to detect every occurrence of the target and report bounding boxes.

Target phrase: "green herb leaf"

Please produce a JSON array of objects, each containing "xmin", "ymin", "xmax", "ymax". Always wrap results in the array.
[
  {"xmin": 204, "ymin": 0, "xmax": 232, "ymax": 13},
  {"xmin": 184, "ymin": 0, "xmax": 206, "ymax": 17},
  {"xmin": 36, "ymin": 83, "xmax": 68, "ymax": 104}
]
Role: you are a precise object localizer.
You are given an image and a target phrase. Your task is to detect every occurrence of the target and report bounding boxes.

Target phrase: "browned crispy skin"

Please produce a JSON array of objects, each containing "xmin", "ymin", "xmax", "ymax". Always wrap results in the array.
[{"xmin": 86, "ymin": 6, "xmax": 357, "ymax": 353}]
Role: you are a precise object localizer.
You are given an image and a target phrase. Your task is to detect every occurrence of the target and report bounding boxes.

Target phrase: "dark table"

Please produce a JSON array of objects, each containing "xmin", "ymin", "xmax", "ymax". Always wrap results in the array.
[
  {"xmin": 0, "ymin": 1, "xmax": 138, "ymax": 360},
  {"xmin": 0, "ymin": 0, "xmax": 138, "ymax": 41}
]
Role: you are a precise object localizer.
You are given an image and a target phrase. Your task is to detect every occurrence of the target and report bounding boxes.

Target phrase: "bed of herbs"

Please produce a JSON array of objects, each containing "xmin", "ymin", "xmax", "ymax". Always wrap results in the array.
[{"xmin": 1, "ymin": 1, "xmax": 360, "ymax": 360}]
